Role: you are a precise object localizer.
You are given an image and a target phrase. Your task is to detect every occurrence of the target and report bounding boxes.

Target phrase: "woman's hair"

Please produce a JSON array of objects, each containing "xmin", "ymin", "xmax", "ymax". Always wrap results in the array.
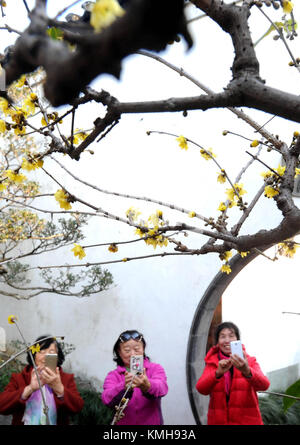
[
  {"xmin": 214, "ymin": 321, "xmax": 240, "ymax": 344},
  {"xmin": 26, "ymin": 334, "xmax": 65, "ymax": 368},
  {"xmin": 113, "ymin": 330, "xmax": 148, "ymax": 366}
]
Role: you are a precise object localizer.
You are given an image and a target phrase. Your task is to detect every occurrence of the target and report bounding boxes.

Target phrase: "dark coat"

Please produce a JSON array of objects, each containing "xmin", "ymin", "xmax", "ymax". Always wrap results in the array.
[{"xmin": 0, "ymin": 366, "xmax": 84, "ymax": 425}]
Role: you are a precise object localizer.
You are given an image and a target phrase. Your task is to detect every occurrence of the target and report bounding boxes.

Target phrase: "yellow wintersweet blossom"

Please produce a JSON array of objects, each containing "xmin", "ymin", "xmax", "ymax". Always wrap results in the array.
[
  {"xmin": 90, "ymin": 0, "xmax": 125, "ymax": 32},
  {"xmin": 145, "ymin": 233, "xmax": 168, "ymax": 249},
  {"xmin": 14, "ymin": 126, "xmax": 26, "ymax": 136},
  {"xmin": 8, "ymin": 315, "xmax": 17, "ymax": 325},
  {"xmin": 15, "ymin": 75, "xmax": 26, "ymax": 88},
  {"xmin": 226, "ymin": 183, "xmax": 246, "ymax": 201},
  {"xmin": 217, "ymin": 170, "xmax": 226, "ymax": 184},
  {"xmin": 239, "ymin": 251, "xmax": 250, "ymax": 258},
  {"xmin": 250, "ymin": 140, "xmax": 260, "ymax": 147},
  {"xmin": 223, "ymin": 251, "xmax": 232, "ymax": 261},
  {"xmin": 176, "ymin": 135, "xmax": 188, "ymax": 150},
  {"xmin": 221, "ymin": 264, "xmax": 232, "ymax": 274},
  {"xmin": 276, "ymin": 165, "xmax": 286, "ymax": 176},
  {"xmin": 282, "ymin": 1, "xmax": 293, "ymax": 14},
  {"xmin": 5, "ymin": 169, "xmax": 27, "ymax": 183},
  {"xmin": 218, "ymin": 202, "xmax": 227, "ymax": 212},
  {"xmin": 200, "ymin": 148, "xmax": 216, "ymax": 160},
  {"xmin": 22, "ymin": 96, "xmax": 36, "ymax": 116},
  {"xmin": 71, "ymin": 243, "xmax": 86, "ymax": 260},
  {"xmin": 0, "ymin": 182, "xmax": 7, "ymax": 192},
  {"xmin": 295, "ymin": 168, "xmax": 300, "ymax": 177},
  {"xmin": 126, "ymin": 207, "xmax": 141, "ymax": 221},
  {"xmin": 0, "ymin": 119, "xmax": 6, "ymax": 133},
  {"xmin": 264, "ymin": 185, "xmax": 279, "ymax": 198},
  {"xmin": 29, "ymin": 343, "xmax": 40, "ymax": 354},
  {"xmin": 108, "ymin": 244, "xmax": 118, "ymax": 253},
  {"xmin": 0, "ymin": 98, "xmax": 10, "ymax": 115},
  {"xmin": 21, "ymin": 157, "xmax": 44, "ymax": 171},
  {"xmin": 54, "ymin": 189, "xmax": 72, "ymax": 210},
  {"xmin": 278, "ymin": 240, "xmax": 299, "ymax": 258},
  {"xmin": 188, "ymin": 211, "xmax": 196, "ymax": 218},
  {"xmin": 293, "ymin": 131, "xmax": 299, "ymax": 137}
]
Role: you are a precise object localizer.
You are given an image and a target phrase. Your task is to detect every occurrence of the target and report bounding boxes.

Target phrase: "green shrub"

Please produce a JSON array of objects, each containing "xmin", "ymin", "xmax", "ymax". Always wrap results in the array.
[
  {"xmin": 0, "ymin": 359, "xmax": 23, "ymax": 392},
  {"xmin": 71, "ymin": 388, "xmax": 113, "ymax": 425},
  {"xmin": 259, "ymin": 392, "xmax": 300, "ymax": 425}
]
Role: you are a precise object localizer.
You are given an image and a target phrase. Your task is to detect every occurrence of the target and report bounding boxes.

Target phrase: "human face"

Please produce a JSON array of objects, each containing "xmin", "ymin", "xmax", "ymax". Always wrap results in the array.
[
  {"xmin": 217, "ymin": 328, "xmax": 237, "ymax": 356},
  {"xmin": 35, "ymin": 342, "xmax": 57, "ymax": 368},
  {"xmin": 118, "ymin": 339, "xmax": 144, "ymax": 368}
]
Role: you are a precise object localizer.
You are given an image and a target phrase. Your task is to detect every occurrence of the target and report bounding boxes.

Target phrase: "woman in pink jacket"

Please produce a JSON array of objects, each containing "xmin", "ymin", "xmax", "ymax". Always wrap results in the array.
[
  {"xmin": 101, "ymin": 330, "xmax": 168, "ymax": 425},
  {"xmin": 196, "ymin": 322, "xmax": 270, "ymax": 425}
]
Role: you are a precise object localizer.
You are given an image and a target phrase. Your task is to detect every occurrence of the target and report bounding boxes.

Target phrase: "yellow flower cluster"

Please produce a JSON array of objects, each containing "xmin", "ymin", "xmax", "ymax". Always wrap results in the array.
[
  {"xmin": 5, "ymin": 169, "xmax": 27, "ymax": 183},
  {"xmin": 71, "ymin": 243, "xmax": 86, "ymax": 260},
  {"xmin": 54, "ymin": 189, "xmax": 72, "ymax": 210},
  {"xmin": 8, "ymin": 315, "xmax": 17, "ymax": 325},
  {"xmin": 0, "ymin": 210, "xmax": 45, "ymax": 242},
  {"xmin": 217, "ymin": 169, "xmax": 226, "ymax": 184},
  {"xmin": 41, "ymin": 111, "xmax": 63, "ymax": 127},
  {"xmin": 282, "ymin": 1, "xmax": 293, "ymax": 14},
  {"xmin": 29, "ymin": 344, "xmax": 41, "ymax": 354},
  {"xmin": 200, "ymin": 148, "xmax": 216, "ymax": 160},
  {"xmin": 264, "ymin": 185, "xmax": 279, "ymax": 198},
  {"xmin": 134, "ymin": 210, "xmax": 168, "ymax": 249},
  {"xmin": 108, "ymin": 244, "xmax": 118, "ymax": 253},
  {"xmin": 21, "ymin": 157, "xmax": 44, "ymax": 171},
  {"xmin": 260, "ymin": 164, "xmax": 295, "ymax": 199},
  {"xmin": 221, "ymin": 264, "xmax": 232, "ymax": 274},
  {"xmin": 68, "ymin": 130, "xmax": 89, "ymax": 146},
  {"xmin": 90, "ymin": 0, "xmax": 125, "ymax": 32},
  {"xmin": 220, "ymin": 251, "xmax": 232, "ymax": 274},
  {"xmin": 278, "ymin": 240, "xmax": 299, "ymax": 258},
  {"xmin": 126, "ymin": 207, "xmax": 141, "ymax": 222},
  {"xmin": 176, "ymin": 135, "xmax": 188, "ymax": 150},
  {"xmin": 0, "ymin": 119, "xmax": 6, "ymax": 133}
]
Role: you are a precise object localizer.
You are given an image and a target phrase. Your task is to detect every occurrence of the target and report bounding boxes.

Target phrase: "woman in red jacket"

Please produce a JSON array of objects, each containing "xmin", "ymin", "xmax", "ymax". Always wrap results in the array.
[
  {"xmin": 196, "ymin": 321, "xmax": 270, "ymax": 425},
  {"xmin": 0, "ymin": 335, "xmax": 83, "ymax": 425}
]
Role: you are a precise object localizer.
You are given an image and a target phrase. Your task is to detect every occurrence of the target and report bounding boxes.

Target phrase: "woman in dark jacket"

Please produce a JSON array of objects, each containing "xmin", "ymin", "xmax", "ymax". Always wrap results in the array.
[
  {"xmin": 0, "ymin": 335, "xmax": 83, "ymax": 425},
  {"xmin": 196, "ymin": 322, "xmax": 270, "ymax": 425}
]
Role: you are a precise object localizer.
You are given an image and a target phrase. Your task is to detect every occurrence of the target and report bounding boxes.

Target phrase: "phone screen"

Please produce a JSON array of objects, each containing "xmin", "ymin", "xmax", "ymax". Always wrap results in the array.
[
  {"xmin": 45, "ymin": 353, "xmax": 58, "ymax": 371},
  {"xmin": 130, "ymin": 355, "xmax": 143, "ymax": 375},
  {"xmin": 230, "ymin": 340, "xmax": 243, "ymax": 358}
]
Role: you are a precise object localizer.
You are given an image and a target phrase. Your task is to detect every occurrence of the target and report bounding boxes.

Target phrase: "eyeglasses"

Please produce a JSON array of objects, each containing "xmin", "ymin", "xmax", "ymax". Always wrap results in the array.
[{"xmin": 119, "ymin": 332, "xmax": 143, "ymax": 343}]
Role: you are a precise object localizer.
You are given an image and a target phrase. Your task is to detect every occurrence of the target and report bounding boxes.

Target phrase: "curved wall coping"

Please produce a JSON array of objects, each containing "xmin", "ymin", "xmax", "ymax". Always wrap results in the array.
[{"xmin": 185, "ymin": 250, "xmax": 263, "ymax": 424}]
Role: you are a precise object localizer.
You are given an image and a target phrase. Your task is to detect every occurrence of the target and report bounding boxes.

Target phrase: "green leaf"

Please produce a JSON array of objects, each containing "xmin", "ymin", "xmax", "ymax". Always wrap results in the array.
[
  {"xmin": 47, "ymin": 27, "xmax": 64, "ymax": 41},
  {"xmin": 283, "ymin": 379, "xmax": 300, "ymax": 412}
]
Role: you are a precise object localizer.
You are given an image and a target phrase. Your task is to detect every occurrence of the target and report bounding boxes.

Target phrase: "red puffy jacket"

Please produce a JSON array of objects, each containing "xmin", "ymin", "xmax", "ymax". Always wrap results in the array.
[{"xmin": 196, "ymin": 345, "xmax": 270, "ymax": 425}]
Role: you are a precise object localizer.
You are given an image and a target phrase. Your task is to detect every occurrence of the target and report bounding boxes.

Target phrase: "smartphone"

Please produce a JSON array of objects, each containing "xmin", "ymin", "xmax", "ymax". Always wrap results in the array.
[
  {"xmin": 45, "ymin": 353, "xmax": 58, "ymax": 371},
  {"xmin": 130, "ymin": 355, "xmax": 143, "ymax": 375},
  {"xmin": 230, "ymin": 340, "xmax": 243, "ymax": 358}
]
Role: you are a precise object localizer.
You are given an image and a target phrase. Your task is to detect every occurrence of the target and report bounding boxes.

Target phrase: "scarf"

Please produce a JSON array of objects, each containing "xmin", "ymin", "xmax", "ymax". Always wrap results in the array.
[
  {"xmin": 218, "ymin": 351, "xmax": 233, "ymax": 396},
  {"xmin": 22, "ymin": 385, "xmax": 57, "ymax": 425}
]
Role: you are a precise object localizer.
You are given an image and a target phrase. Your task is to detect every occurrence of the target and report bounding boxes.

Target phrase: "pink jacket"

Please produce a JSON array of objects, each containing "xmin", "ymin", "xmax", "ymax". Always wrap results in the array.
[
  {"xmin": 101, "ymin": 358, "xmax": 168, "ymax": 425},
  {"xmin": 196, "ymin": 345, "xmax": 270, "ymax": 425}
]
